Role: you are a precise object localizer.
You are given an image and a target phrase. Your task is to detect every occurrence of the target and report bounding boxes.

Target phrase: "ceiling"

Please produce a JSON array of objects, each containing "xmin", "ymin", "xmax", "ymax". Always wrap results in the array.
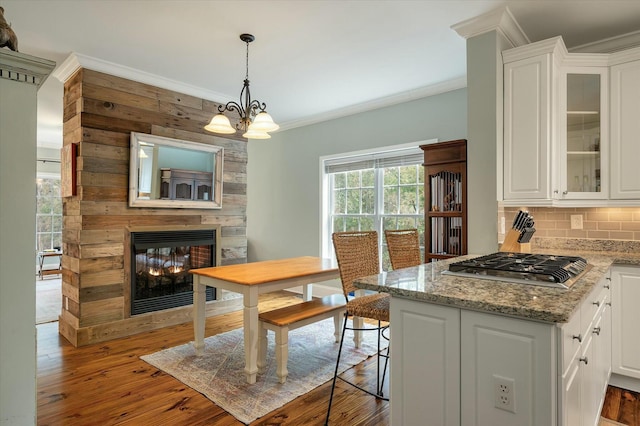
[{"xmin": 3, "ymin": 0, "xmax": 640, "ymax": 149}]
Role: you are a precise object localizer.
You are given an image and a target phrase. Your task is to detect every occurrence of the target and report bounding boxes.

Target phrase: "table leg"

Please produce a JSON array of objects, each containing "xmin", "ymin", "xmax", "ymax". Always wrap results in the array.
[
  {"xmin": 214, "ymin": 288, "xmax": 223, "ymax": 301},
  {"xmin": 38, "ymin": 254, "xmax": 44, "ymax": 280},
  {"xmin": 193, "ymin": 276, "xmax": 206, "ymax": 356},
  {"xmin": 243, "ymin": 287, "xmax": 259, "ymax": 384},
  {"xmin": 353, "ymin": 289, "xmax": 365, "ymax": 347},
  {"xmin": 353, "ymin": 315, "xmax": 363, "ymax": 348},
  {"xmin": 302, "ymin": 283, "xmax": 313, "ymax": 301}
]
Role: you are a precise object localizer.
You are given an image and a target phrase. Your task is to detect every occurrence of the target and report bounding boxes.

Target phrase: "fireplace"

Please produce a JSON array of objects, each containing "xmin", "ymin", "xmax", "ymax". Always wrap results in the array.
[{"xmin": 130, "ymin": 228, "xmax": 216, "ymax": 315}]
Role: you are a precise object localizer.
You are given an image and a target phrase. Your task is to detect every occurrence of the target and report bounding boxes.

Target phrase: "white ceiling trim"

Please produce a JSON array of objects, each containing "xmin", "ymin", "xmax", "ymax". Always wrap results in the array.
[
  {"xmin": 451, "ymin": 6, "xmax": 529, "ymax": 48},
  {"xmin": 570, "ymin": 29, "xmax": 640, "ymax": 53},
  {"xmin": 277, "ymin": 77, "xmax": 468, "ymax": 132},
  {"xmin": 51, "ymin": 52, "xmax": 236, "ymax": 105},
  {"xmin": 0, "ymin": 50, "xmax": 56, "ymax": 88},
  {"xmin": 50, "ymin": 52, "xmax": 467, "ymax": 133}
]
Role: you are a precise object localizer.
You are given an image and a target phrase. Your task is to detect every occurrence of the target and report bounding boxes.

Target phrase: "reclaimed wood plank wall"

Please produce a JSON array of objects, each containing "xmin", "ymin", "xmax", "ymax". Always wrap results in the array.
[{"xmin": 59, "ymin": 68, "xmax": 248, "ymax": 346}]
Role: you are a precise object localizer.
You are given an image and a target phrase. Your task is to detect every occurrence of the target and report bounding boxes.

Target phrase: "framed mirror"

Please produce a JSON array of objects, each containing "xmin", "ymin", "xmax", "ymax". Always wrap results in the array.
[{"xmin": 129, "ymin": 132, "xmax": 223, "ymax": 209}]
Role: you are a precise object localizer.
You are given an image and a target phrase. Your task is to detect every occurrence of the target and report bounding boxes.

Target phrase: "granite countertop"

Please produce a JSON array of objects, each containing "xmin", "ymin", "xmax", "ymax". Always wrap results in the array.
[{"xmin": 354, "ymin": 249, "xmax": 640, "ymax": 324}]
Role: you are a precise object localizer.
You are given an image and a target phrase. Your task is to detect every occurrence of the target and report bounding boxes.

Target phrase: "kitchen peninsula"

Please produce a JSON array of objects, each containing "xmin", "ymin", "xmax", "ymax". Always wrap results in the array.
[{"xmin": 354, "ymin": 251, "xmax": 640, "ymax": 426}]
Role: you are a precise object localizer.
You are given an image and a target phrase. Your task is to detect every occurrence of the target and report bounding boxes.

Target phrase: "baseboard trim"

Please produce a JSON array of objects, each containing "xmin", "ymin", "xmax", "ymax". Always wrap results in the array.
[{"xmin": 609, "ymin": 373, "xmax": 640, "ymax": 393}]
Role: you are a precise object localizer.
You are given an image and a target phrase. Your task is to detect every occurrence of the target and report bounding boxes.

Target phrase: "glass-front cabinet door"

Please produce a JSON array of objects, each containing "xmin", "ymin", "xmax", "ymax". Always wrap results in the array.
[{"xmin": 558, "ymin": 67, "xmax": 608, "ymax": 200}]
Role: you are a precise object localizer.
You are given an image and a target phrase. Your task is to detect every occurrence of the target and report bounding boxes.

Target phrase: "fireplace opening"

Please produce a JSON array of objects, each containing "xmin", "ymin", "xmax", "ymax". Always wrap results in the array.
[{"xmin": 130, "ymin": 229, "xmax": 216, "ymax": 315}]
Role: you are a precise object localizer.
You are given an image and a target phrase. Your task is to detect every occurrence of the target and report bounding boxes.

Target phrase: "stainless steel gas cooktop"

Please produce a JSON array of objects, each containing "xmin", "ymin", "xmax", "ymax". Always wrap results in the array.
[{"xmin": 442, "ymin": 252, "xmax": 591, "ymax": 289}]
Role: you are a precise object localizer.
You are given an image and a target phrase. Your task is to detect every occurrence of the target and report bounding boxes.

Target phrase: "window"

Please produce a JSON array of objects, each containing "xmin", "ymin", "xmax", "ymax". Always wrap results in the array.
[
  {"xmin": 36, "ymin": 177, "xmax": 62, "ymax": 252},
  {"xmin": 322, "ymin": 142, "xmax": 434, "ymax": 270}
]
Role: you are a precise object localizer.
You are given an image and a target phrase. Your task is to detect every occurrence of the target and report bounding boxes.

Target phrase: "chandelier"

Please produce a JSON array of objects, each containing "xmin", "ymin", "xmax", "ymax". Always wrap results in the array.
[{"xmin": 204, "ymin": 33, "xmax": 279, "ymax": 139}]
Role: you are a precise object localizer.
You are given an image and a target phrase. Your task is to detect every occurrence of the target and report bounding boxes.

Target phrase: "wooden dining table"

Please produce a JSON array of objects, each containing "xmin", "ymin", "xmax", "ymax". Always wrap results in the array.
[{"xmin": 190, "ymin": 256, "xmax": 340, "ymax": 384}]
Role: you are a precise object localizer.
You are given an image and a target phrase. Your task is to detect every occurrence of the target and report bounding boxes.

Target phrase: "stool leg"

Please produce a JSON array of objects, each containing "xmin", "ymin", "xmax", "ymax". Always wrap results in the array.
[
  {"xmin": 326, "ymin": 312, "xmax": 348, "ymax": 425},
  {"xmin": 275, "ymin": 326, "xmax": 289, "ymax": 384},
  {"xmin": 257, "ymin": 323, "xmax": 267, "ymax": 371}
]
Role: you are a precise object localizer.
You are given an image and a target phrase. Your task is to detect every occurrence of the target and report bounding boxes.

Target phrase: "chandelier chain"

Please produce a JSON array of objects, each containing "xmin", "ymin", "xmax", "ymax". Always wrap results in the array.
[{"xmin": 245, "ymin": 39, "xmax": 250, "ymax": 80}]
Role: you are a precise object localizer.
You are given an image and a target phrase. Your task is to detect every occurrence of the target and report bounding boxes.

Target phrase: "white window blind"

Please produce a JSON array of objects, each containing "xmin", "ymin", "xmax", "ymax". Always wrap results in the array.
[{"xmin": 324, "ymin": 147, "xmax": 423, "ymax": 173}]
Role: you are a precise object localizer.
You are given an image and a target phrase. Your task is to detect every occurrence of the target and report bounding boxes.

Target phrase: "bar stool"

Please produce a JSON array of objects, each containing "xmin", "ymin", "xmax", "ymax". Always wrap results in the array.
[{"xmin": 325, "ymin": 230, "xmax": 390, "ymax": 425}]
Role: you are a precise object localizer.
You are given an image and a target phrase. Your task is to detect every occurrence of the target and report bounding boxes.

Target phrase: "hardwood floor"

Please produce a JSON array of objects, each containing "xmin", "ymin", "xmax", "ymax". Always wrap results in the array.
[
  {"xmin": 36, "ymin": 290, "xmax": 640, "ymax": 425},
  {"xmin": 602, "ymin": 386, "xmax": 640, "ymax": 426},
  {"xmin": 37, "ymin": 291, "xmax": 389, "ymax": 425}
]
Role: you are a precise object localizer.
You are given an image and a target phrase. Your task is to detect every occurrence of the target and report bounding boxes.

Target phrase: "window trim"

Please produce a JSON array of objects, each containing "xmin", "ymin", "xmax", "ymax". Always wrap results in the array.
[
  {"xmin": 35, "ymin": 175, "xmax": 62, "ymax": 253},
  {"xmin": 319, "ymin": 139, "xmax": 437, "ymax": 260}
]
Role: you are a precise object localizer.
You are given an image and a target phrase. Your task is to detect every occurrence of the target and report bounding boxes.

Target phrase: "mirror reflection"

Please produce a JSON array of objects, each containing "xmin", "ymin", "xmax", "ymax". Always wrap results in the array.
[{"xmin": 129, "ymin": 132, "xmax": 223, "ymax": 209}]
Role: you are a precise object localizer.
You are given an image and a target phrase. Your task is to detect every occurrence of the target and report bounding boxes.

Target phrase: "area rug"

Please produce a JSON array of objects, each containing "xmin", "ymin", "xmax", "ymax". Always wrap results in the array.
[
  {"xmin": 36, "ymin": 277, "xmax": 62, "ymax": 324},
  {"xmin": 141, "ymin": 318, "xmax": 386, "ymax": 424}
]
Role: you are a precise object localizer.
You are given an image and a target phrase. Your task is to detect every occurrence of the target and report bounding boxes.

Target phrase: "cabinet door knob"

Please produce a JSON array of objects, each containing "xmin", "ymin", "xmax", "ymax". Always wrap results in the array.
[
  {"xmin": 606, "ymin": 277, "xmax": 611, "ymax": 281},
  {"xmin": 562, "ymin": 190, "xmax": 568, "ymax": 195},
  {"xmin": 606, "ymin": 302, "xmax": 612, "ymax": 307},
  {"xmin": 593, "ymin": 301, "xmax": 601, "ymax": 307},
  {"xmin": 572, "ymin": 334, "xmax": 582, "ymax": 342},
  {"xmin": 554, "ymin": 190, "xmax": 559, "ymax": 194},
  {"xmin": 579, "ymin": 356, "xmax": 589, "ymax": 365},
  {"xmin": 593, "ymin": 327, "xmax": 601, "ymax": 335},
  {"xmin": 604, "ymin": 284, "xmax": 610, "ymax": 289}
]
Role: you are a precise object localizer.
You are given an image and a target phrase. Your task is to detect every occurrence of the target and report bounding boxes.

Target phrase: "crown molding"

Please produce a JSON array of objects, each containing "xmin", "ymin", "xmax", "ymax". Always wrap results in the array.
[
  {"xmin": 51, "ymin": 52, "xmax": 235, "ymax": 105},
  {"xmin": 608, "ymin": 44, "xmax": 640, "ymax": 66},
  {"xmin": 570, "ymin": 29, "xmax": 640, "ymax": 54},
  {"xmin": 0, "ymin": 49, "xmax": 55, "ymax": 88},
  {"xmin": 49, "ymin": 53, "xmax": 465, "ymax": 135},
  {"xmin": 502, "ymin": 36, "xmax": 567, "ymax": 63},
  {"xmin": 451, "ymin": 6, "xmax": 529, "ymax": 48},
  {"xmin": 277, "ymin": 77, "xmax": 467, "ymax": 132}
]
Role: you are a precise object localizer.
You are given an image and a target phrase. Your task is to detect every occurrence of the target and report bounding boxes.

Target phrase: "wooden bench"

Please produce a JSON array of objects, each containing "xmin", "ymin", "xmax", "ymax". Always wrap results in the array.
[{"xmin": 258, "ymin": 294, "xmax": 347, "ymax": 383}]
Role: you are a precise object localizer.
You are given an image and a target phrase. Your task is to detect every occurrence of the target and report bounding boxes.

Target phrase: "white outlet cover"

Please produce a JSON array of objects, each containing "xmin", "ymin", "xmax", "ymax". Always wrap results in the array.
[
  {"xmin": 494, "ymin": 374, "xmax": 516, "ymax": 413},
  {"xmin": 570, "ymin": 215, "xmax": 583, "ymax": 230}
]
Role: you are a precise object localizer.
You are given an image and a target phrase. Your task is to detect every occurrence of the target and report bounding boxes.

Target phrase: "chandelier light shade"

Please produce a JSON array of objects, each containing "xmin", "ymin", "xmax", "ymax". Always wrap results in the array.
[
  {"xmin": 204, "ymin": 113, "xmax": 235, "ymax": 134},
  {"xmin": 204, "ymin": 33, "xmax": 278, "ymax": 139}
]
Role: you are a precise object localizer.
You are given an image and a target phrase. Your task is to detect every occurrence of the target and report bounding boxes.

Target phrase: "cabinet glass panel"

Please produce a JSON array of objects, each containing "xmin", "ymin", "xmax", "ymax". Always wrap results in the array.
[{"xmin": 566, "ymin": 74, "xmax": 601, "ymax": 193}]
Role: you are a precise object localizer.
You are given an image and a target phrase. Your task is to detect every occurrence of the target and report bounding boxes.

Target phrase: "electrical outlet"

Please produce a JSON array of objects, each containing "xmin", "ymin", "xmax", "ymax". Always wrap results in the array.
[
  {"xmin": 494, "ymin": 375, "xmax": 516, "ymax": 413},
  {"xmin": 571, "ymin": 214, "xmax": 583, "ymax": 230}
]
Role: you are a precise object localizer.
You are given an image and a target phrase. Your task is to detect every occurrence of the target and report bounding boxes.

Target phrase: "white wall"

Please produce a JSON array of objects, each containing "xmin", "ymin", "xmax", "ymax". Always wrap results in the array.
[
  {"xmin": 465, "ymin": 31, "xmax": 513, "ymax": 255},
  {"xmin": 246, "ymin": 89, "xmax": 467, "ymax": 262},
  {"xmin": 0, "ymin": 78, "xmax": 38, "ymax": 425}
]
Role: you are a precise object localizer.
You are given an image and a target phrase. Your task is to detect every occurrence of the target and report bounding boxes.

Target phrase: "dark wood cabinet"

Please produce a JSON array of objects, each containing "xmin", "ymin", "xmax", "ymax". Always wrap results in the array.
[
  {"xmin": 420, "ymin": 139, "xmax": 467, "ymax": 262},
  {"xmin": 160, "ymin": 168, "xmax": 213, "ymax": 201}
]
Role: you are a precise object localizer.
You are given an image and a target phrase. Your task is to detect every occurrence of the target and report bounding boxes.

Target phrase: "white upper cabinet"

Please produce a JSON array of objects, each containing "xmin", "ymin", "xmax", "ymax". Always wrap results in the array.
[
  {"xmin": 503, "ymin": 36, "xmax": 640, "ymax": 206},
  {"xmin": 610, "ymin": 50, "xmax": 640, "ymax": 199},
  {"xmin": 558, "ymin": 66, "xmax": 609, "ymax": 201},
  {"xmin": 504, "ymin": 49, "xmax": 553, "ymax": 201}
]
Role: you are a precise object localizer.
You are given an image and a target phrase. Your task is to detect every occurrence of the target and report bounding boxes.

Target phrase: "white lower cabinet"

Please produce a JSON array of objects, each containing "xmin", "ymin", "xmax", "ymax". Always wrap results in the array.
[
  {"xmin": 460, "ymin": 310, "xmax": 555, "ymax": 426},
  {"xmin": 559, "ymin": 275, "xmax": 610, "ymax": 426},
  {"xmin": 611, "ymin": 265, "xmax": 640, "ymax": 379},
  {"xmin": 390, "ymin": 275, "xmax": 611, "ymax": 426},
  {"xmin": 563, "ymin": 356, "xmax": 582, "ymax": 426},
  {"xmin": 390, "ymin": 298, "xmax": 460, "ymax": 426}
]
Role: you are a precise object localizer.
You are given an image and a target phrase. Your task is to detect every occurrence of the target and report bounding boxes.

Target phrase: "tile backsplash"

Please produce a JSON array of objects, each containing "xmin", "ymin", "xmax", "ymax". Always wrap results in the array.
[{"xmin": 498, "ymin": 206, "xmax": 640, "ymax": 245}]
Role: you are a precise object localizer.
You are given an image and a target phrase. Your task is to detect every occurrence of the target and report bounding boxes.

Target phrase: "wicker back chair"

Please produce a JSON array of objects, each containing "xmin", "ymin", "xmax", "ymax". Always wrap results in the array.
[
  {"xmin": 385, "ymin": 228, "xmax": 422, "ymax": 270},
  {"xmin": 326, "ymin": 230, "xmax": 390, "ymax": 425},
  {"xmin": 332, "ymin": 230, "xmax": 380, "ymax": 298}
]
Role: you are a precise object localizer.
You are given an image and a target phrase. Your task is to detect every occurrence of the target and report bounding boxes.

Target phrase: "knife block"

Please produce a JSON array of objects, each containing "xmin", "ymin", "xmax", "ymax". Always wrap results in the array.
[{"xmin": 499, "ymin": 229, "xmax": 531, "ymax": 253}]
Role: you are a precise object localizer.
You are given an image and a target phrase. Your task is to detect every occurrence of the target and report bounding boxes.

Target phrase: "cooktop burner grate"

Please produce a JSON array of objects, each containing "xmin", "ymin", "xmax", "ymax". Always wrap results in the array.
[{"xmin": 447, "ymin": 252, "xmax": 588, "ymax": 285}]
